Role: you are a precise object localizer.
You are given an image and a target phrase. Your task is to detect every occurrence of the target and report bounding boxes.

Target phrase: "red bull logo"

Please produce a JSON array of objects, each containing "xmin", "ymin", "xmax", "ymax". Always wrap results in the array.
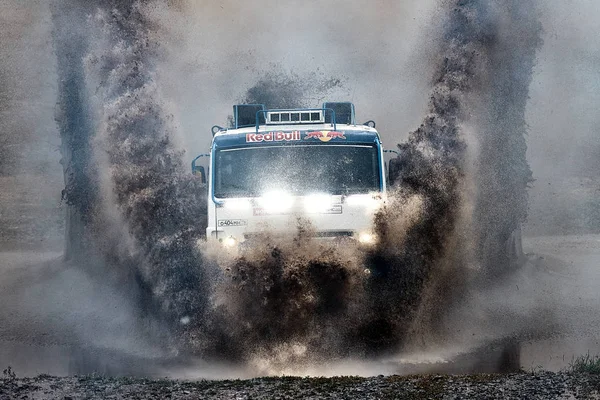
[
  {"xmin": 246, "ymin": 131, "xmax": 301, "ymax": 143},
  {"xmin": 304, "ymin": 131, "xmax": 347, "ymax": 142}
]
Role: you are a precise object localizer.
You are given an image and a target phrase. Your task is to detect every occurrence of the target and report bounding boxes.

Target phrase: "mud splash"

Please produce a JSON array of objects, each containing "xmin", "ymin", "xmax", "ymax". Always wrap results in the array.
[
  {"xmin": 385, "ymin": 0, "xmax": 542, "ymax": 345},
  {"xmin": 204, "ymin": 224, "xmax": 369, "ymax": 364},
  {"xmin": 54, "ymin": 0, "xmax": 211, "ymax": 352},
  {"xmin": 242, "ymin": 71, "xmax": 345, "ymax": 110},
  {"xmin": 52, "ymin": 0, "xmax": 542, "ymax": 371}
]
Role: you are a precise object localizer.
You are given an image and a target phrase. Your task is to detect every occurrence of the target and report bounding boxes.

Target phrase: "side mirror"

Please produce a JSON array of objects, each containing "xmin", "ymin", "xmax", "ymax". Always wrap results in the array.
[
  {"xmin": 388, "ymin": 157, "xmax": 401, "ymax": 187},
  {"xmin": 193, "ymin": 165, "xmax": 206, "ymax": 184},
  {"xmin": 191, "ymin": 153, "xmax": 210, "ymax": 184}
]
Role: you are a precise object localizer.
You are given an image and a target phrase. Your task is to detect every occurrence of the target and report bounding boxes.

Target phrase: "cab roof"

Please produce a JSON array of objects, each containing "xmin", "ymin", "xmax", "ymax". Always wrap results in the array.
[
  {"xmin": 211, "ymin": 102, "xmax": 380, "ymax": 148},
  {"xmin": 212, "ymin": 124, "xmax": 381, "ymax": 149}
]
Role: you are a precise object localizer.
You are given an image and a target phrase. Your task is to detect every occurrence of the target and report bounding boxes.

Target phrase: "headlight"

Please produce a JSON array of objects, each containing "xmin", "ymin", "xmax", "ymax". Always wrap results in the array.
[
  {"xmin": 303, "ymin": 193, "xmax": 333, "ymax": 213},
  {"xmin": 357, "ymin": 232, "xmax": 377, "ymax": 245},
  {"xmin": 258, "ymin": 190, "xmax": 294, "ymax": 213},
  {"xmin": 221, "ymin": 236, "xmax": 238, "ymax": 248}
]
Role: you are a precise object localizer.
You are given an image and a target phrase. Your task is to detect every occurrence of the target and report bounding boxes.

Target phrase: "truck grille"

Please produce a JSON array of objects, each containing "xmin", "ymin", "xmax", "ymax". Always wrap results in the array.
[{"xmin": 244, "ymin": 231, "xmax": 354, "ymax": 240}]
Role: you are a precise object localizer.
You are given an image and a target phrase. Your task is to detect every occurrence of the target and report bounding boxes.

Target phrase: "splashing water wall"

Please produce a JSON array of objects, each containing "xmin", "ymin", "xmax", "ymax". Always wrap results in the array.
[{"xmin": 52, "ymin": 0, "xmax": 541, "ymax": 369}]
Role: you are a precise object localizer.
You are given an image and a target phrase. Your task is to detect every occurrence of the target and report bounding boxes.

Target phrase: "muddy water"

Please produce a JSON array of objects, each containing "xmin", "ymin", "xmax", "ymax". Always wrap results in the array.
[
  {"xmin": 519, "ymin": 235, "xmax": 600, "ymax": 372},
  {"xmin": 0, "ymin": 235, "xmax": 598, "ymax": 377},
  {"xmin": 0, "ymin": 250, "xmax": 175, "ymax": 377}
]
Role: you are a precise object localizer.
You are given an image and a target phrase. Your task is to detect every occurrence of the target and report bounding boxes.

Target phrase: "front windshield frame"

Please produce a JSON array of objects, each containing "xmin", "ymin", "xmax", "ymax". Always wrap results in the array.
[{"xmin": 212, "ymin": 144, "xmax": 382, "ymax": 199}]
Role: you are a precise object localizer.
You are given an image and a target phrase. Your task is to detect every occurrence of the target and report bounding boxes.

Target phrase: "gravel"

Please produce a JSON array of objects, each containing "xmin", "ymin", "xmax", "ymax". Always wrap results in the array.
[{"xmin": 1, "ymin": 372, "xmax": 599, "ymax": 399}]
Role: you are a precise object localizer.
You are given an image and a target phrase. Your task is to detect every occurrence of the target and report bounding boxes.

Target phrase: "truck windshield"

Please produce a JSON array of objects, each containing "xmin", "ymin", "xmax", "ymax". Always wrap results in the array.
[{"xmin": 214, "ymin": 145, "xmax": 380, "ymax": 198}]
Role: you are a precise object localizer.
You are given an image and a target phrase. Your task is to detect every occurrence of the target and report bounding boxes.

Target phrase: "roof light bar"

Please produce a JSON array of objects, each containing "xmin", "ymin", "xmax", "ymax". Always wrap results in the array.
[
  {"xmin": 256, "ymin": 108, "xmax": 336, "ymax": 132},
  {"xmin": 266, "ymin": 110, "xmax": 324, "ymax": 125}
]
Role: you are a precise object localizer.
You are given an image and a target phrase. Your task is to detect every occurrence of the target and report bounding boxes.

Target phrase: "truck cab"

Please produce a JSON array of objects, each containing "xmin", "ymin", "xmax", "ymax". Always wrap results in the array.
[{"xmin": 194, "ymin": 102, "xmax": 387, "ymax": 247}]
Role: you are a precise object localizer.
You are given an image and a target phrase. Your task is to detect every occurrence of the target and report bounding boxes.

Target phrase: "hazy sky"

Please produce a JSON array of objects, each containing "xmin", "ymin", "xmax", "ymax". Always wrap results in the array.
[
  {"xmin": 1, "ymin": 0, "xmax": 598, "ymax": 180},
  {"xmin": 526, "ymin": 0, "xmax": 600, "ymax": 178}
]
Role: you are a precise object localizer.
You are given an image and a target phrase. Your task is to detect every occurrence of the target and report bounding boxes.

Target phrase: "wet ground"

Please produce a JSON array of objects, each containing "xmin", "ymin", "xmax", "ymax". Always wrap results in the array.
[
  {"xmin": 0, "ymin": 235, "xmax": 598, "ymax": 378},
  {"xmin": 520, "ymin": 235, "xmax": 600, "ymax": 372}
]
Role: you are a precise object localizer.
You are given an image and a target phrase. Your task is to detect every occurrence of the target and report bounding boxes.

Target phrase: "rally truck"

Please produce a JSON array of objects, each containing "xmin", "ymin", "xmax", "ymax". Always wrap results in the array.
[{"xmin": 192, "ymin": 102, "xmax": 393, "ymax": 248}]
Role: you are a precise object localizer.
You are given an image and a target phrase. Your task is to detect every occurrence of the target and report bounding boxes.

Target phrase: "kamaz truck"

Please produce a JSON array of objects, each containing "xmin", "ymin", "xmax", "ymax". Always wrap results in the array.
[{"xmin": 193, "ymin": 102, "xmax": 390, "ymax": 247}]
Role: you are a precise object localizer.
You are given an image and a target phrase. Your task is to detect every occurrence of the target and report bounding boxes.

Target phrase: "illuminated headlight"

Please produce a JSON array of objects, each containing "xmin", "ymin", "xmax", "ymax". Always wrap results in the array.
[
  {"xmin": 258, "ymin": 190, "xmax": 294, "ymax": 213},
  {"xmin": 221, "ymin": 236, "xmax": 238, "ymax": 248},
  {"xmin": 303, "ymin": 193, "xmax": 333, "ymax": 213},
  {"xmin": 357, "ymin": 232, "xmax": 377, "ymax": 245}
]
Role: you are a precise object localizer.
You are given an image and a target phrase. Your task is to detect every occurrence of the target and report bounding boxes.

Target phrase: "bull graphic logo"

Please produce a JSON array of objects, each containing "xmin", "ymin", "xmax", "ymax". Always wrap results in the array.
[{"xmin": 304, "ymin": 131, "xmax": 347, "ymax": 142}]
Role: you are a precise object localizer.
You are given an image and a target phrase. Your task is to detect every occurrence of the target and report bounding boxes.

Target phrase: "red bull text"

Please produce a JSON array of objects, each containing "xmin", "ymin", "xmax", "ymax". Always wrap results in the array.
[{"xmin": 246, "ymin": 131, "xmax": 301, "ymax": 143}]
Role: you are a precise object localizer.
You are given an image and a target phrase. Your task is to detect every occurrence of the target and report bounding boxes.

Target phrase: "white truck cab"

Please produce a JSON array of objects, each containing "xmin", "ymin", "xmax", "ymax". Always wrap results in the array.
[{"xmin": 194, "ymin": 102, "xmax": 388, "ymax": 247}]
